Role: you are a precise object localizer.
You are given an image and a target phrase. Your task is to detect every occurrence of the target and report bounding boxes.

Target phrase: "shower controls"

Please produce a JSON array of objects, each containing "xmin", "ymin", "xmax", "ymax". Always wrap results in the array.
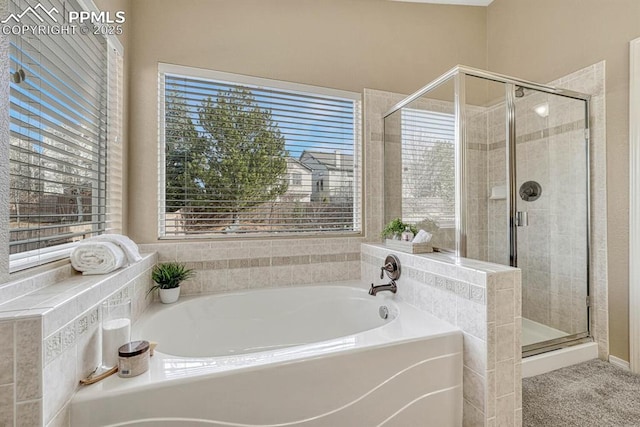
[
  {"xmin": 519, "ymin": 181, "xmax": 542, "ymax": 202},
  {"xmin": 515, "ymin": 211, "xmax": 529, "ymax": 227}
]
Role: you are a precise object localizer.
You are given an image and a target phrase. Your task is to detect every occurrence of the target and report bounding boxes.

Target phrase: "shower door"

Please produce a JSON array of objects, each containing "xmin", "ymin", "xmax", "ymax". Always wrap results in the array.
[
  {"xmin": 462, "ymin": 73, "xmax": 590, "ymax": 355},
  {"xmin": 512, "ymin": 88, "xmax": 590, "ymax": 355}
]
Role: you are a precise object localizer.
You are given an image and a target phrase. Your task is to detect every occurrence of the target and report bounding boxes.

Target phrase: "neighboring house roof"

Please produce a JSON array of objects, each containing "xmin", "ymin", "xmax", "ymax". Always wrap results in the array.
[
  {"xmin": 287, "ymin": 157, "xmax": 313, "ymax": 172},
  {"xmin": 299, "ymin": 150, "xmax": 354, "ymax": 171}
]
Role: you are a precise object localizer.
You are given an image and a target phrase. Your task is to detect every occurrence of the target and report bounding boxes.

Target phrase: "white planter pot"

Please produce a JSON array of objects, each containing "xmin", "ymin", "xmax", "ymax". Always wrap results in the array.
[{"xmin": 159, "ymin": 287, "xmax": 180, "ymax": 304}]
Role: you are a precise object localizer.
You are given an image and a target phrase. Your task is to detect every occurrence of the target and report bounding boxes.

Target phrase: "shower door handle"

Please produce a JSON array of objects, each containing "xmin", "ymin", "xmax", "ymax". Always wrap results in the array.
[{"xmin": 515, "ymin": 211, "xmax": 528, "ymax": 227}]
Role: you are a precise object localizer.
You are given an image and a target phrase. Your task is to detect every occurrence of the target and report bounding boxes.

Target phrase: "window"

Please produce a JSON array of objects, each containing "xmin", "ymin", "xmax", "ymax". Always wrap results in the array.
[
  {"xmin": 400, "ymin": 108, "xmax": 455, "ymax": 227},
  {"xmin": 159, "ymin": 64, "xmax": 361, "ymax": 237},
  {"xmin": 8, "ymin": 0, "xmax": 123, "ymax": 271}
]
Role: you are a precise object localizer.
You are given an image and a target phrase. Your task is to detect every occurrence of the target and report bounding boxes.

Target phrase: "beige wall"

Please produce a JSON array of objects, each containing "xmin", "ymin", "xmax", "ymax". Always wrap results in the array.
[
  {"xmin": 488, "ymin": 0, "xmax": 640, "ymax": 361},
  {"xmin": 126, "ymin": 0, "xmax": 487, "ymax": 243}
]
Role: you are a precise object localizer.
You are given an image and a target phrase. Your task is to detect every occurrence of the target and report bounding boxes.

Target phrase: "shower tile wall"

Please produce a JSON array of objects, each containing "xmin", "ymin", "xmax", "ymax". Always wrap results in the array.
[
  {"xmin": 485, "ymin": 107, "xmax": 509, "ymax": 267},
  {"xmin": 466, "ymin": 110, "xmax": 489, "ymax": 261},
  {"xmin": 552, "ymin": 62, "xmax": 608, "ymax": 358}
]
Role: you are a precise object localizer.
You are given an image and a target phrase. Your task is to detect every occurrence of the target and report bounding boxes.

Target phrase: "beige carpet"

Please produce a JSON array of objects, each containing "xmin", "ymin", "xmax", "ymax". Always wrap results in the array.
[{"xmin": 523, "ymin": 359, "xmax": 640, "ymax": 426}]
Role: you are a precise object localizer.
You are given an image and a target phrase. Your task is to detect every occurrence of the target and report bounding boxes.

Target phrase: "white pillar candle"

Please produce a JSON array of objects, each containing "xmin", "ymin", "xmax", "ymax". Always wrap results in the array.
[{"xmin": 102, "ymin": 318, "xmax": 131, "ymax": 368}]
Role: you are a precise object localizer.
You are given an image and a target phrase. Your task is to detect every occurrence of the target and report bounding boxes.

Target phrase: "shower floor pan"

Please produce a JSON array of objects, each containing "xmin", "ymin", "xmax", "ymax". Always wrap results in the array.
[{"xmin": 522, "ymin": 318, "xmax": 569, "ymax": 347}]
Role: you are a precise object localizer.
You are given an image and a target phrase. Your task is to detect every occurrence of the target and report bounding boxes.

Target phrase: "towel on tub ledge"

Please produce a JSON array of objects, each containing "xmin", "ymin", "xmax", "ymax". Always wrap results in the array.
[
  {"xmin": 70, "ymin": 234, "xmax": 142, "ymax": 275},
  {"xmin": 86, "ymin": 234, "xmax": 143, "ymax": 264}
]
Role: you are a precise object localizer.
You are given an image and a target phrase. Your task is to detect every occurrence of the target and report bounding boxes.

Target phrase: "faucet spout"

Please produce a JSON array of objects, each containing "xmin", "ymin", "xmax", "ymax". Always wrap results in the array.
[{"xmin": 368, "ymin": 280, "xmax": 397, "ymax": 296}]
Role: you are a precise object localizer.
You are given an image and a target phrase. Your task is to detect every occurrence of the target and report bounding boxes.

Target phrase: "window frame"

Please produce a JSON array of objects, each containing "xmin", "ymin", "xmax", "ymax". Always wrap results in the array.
[{"xmin": 157, "ymin": 63, "xmax": 363, "ymax": 240}]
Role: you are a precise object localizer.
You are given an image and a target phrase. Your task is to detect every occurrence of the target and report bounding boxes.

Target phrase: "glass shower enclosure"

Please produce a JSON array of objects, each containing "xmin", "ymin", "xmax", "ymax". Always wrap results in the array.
[{"xmin": 383, "ymin": 66, "xmax": 591, "ymax": 356}]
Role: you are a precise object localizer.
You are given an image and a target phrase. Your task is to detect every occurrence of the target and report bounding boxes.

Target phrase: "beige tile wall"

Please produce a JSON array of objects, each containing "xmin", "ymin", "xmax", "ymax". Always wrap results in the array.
[
  {"xmin": 362, "ymin": 243, "xmax": 522, "ymax": 427},
  {"xmin": 551, "ymin": 62, "xmax": 608, "ymax": 358},
  {"xmin": 0, "ymin": 317, "xmax": 42, "ymax": 426},
  {"xmin": 0, "ymin": 254, "xmax": 156, "ymax": 427},
  {"xmin": 467, "ymin": 109, "xmax": 490, "ymax": 262},
  {"xmin": 139, "ymin": 239, "xmax": 362, "ymax": 294}
]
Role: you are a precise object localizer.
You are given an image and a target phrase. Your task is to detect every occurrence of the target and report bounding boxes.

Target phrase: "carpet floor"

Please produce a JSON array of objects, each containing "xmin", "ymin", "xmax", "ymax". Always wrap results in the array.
[{"xmin": 523, "ymin": 359, "xmax": 640, "ymax": 426}]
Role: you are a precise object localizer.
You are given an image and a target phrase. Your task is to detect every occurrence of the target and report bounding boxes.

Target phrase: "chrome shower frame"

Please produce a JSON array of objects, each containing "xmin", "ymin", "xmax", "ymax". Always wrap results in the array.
[{"xmin": 384, "ymin": 65, "xmax": 592, "ymax": 356}]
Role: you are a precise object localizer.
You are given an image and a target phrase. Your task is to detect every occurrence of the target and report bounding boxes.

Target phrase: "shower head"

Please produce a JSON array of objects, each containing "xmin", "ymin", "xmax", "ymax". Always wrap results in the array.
[{"xmin": 515, "ymin": 86, "xmax": 525, "ymax": 98}]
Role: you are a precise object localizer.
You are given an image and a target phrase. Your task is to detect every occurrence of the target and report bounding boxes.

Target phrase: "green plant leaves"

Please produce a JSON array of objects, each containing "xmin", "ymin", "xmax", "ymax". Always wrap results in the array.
[{"xmin": 147, "ymin": 262, "xmax": 196, "ymax": 296}]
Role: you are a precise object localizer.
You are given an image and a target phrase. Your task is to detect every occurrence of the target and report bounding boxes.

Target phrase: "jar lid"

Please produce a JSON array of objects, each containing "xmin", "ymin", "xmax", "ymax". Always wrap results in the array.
[{"xmin": 118, "ymin": 340, "xmax": 150, "ymax": 357}]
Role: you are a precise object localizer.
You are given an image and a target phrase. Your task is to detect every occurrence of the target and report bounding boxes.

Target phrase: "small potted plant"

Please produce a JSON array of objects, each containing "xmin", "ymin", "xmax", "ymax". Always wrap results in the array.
[
  {"xmin": 381, "ymin": 218, "xmax": 417, "ymax": 240},
  {"xmin": 147, "ymin": 262, "xmax": 195, "ymax": 304}
]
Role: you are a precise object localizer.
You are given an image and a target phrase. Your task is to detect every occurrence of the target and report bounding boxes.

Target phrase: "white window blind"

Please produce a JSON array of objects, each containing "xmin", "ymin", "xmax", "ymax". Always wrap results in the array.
[
  {"xmin": 106, "ymin": 45, "xmax": 124, "ymax": 234},
  {"xmin": 159, "ymin": 65, "xmax": 361, "ymax": 237},
  {"xmin": 401, "ymin": 108, "xmax": 455, "ymax": 227},
  {"xmin": 8, "ymin": 0, "xmax": 122, "ymax": 270}
]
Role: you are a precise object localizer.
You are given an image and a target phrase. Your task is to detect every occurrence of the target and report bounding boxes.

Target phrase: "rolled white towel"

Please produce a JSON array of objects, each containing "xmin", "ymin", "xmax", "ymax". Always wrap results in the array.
[
  {"xmin": 84, "ymin": 234, "xmax": 142, "ymax": 265},
  {"xmin": 412, "ymin": 229, "xmax": 433, "ymax": 244},
  {"xmin": 70, "ymin": 242, "xmax": 126, "ymax": 275}
]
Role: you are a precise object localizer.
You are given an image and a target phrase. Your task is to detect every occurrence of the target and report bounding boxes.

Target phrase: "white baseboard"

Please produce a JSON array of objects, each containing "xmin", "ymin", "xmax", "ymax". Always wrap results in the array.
[{"xmin": 609, "ymin": 355, "xmax": 631, "ymax": 371}]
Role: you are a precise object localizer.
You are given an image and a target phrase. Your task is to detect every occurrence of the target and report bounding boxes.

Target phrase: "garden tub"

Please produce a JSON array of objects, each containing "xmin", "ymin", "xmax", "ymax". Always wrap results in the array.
[{"xmin": 71, "ymin": 281, "xmax": 463, "ymax": 426}]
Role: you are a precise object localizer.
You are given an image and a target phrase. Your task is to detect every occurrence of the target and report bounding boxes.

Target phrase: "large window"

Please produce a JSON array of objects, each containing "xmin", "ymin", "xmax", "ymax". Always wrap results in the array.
[
  {"xmin": 159, "ymin": 65, "xmax": 361, "ymax": 237},
  {"xmin": 8, "ymin": 0, "xmax": 123, "ymax": 271}
]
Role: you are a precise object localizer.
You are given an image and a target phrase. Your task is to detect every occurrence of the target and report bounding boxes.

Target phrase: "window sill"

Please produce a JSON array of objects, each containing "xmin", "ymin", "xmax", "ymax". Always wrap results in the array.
[
  {"xmin": 157, "ymin": 231, "xmax": 364, "ymax": 242},
  {"xmin": 9, "ymin": 242, "xmax": 78, "ymax": 274}
]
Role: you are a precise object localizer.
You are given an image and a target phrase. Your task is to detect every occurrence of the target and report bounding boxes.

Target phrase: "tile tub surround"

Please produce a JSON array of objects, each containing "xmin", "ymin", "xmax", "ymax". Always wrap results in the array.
[
  {"xmin": 362, "ymin": 243, "xmax": 522, "ymax": 427},
  {"xmin": 139, "ymin": 238, "xmax": 363, "ymax": 295},
  {"xmin": 0, "ymin": 253, "xmax": 156, "ymax": 427}
]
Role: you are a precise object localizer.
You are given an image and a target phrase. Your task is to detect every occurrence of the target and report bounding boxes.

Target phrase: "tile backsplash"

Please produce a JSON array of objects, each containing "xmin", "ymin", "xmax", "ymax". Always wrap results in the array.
[{"xmin": 139, "ymin": 238, "xmax": 362, "ymax": 295}]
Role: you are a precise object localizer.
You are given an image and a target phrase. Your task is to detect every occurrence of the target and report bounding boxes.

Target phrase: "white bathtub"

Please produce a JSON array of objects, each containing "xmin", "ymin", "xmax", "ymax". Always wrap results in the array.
[{"xmin": 71, "ymin": 281, "xmax": 463, "ymax": 427}]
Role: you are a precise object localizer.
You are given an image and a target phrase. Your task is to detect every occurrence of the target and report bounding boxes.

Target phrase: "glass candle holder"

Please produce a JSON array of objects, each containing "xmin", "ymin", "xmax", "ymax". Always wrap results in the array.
[{"xmin": 101, "ymin": 299, "xmax": 132, "ymax": 369}]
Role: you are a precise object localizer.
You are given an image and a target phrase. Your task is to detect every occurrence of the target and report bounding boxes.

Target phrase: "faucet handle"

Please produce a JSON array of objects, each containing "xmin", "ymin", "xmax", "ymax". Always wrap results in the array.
[{"xmin": 379, "ymin": 255, "xmax": 401, "ymax": 281}]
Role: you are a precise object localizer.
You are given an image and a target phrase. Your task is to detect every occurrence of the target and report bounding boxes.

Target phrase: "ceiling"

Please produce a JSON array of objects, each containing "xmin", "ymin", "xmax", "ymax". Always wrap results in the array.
[{"xmin": 389, "ymin": 0, "xmax": 494, "ymax": 6}]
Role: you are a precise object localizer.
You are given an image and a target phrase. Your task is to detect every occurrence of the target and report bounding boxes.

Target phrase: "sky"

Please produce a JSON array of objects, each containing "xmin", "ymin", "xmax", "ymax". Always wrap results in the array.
[{"xmin": 164, "ymin": 76, "xmax": 356, "ymax": 160}]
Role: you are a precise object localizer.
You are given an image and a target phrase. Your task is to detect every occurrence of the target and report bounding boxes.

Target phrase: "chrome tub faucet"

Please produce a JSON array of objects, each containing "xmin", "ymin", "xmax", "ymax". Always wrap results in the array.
[{"xmin": 369, "ymin": 280, "xmax": 397, "ymax": 296}]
